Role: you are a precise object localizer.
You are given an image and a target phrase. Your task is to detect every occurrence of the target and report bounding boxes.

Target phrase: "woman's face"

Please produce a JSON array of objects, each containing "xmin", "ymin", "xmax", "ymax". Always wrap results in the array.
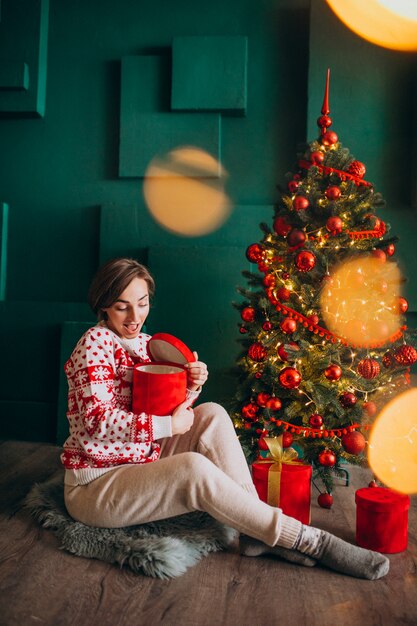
[{"xmin": 102, "ymin": 277, "xmax": 150, "ymax": 339}]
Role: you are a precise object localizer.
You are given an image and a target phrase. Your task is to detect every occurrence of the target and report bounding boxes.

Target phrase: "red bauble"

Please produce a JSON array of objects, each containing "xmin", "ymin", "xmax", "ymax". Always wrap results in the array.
[
  {"xmin": 310, "ymin": 150, "xmax": 325, "ymax": 164},
  {"xmin": 326, "ymin": 216, "xmax": 343, "ymax": 234},
  {"xmin": 287, "ymin": 228, "xmax": 306, "ymax": 247},
  {"xmin": 357, "ymin": 358, "xmax": 380, "ymax": 379},
  {"xmin": 266, "ymin": 397, "xmax": 282, "ymax": 411},
  {"xmin": 263, "ymin": 273, "xmax": 276, "ymax": 288},
  {"xmin": 393, "ymin": 345, "xmax": 417, "ymax": 366},
  {"xmin": 258, "ymin": 261, "xmax": 269, "ymax": 273},
  {"xmin": 368, "ymin": 480, "xmax": 378, "ymax": 488},
  {"xmin": 347, "ymin": 160, "xmax": 366, "ymax": 179},
  {"xmin": 325, "ymin": 186, "xmax": 341, "ymax": 200},
  {"xmin": 255, "ymin": 372, "xmax": 263, "ymax": 379},
  {"xmin": 318, "ymin": 449, "xmax": 337, "ymax": 467},
  {"xmin": 239, "ymin": 326, "xmax": 247, "ymax": 334},
  {"xmin": 363, "ymin": 401, "xmax": 377, "ymax": 417},
  {"xmin": 318, "ymin": 493, "xmax": 333, "ymax": 509},
  {"xmin": 282, "ymin": 272, "xmax": 290, "ymax": 280},
  {"xmin": 321, "ymin": 131, "xmax": 338, "ymax": 146},
  {"xmin": 386, "ymin": 243, "xmax": 395, "ymax": 257},
  {"xmin": 248, "ymin": 343, "xmax": 268, "ymax": 362},
  {"xmin": 282, "ymin": 432, "xmax": 294, "ymax": 448},
  {"xmin": 382, "ymin": 351, "xmax": 395, "ymax": 368},
  {"xmin": 324, "ymin": 364, "xmax": 342, "ymax": 381},
  {"xmin": 246, "ymin": 243, "xmax": 265, "ymax": 263},
  {"xmin": 256, "ymin": 392, "xmax": 270, "ymax": 407},
  {"xmin": 276, "ymin": 287, "xmax": 291, "ymax": 301},
  {"xmin": 317, "ymin": 115, "xmax": 332, "ymax": 129},
  {"xmin": 258, "ymin": 437, "xmax": 269, "ymax": 451},
  {"xmin": 277, "ymin": 341, "xmax": 299, "ymax": 361},
  {"xmin": 340, "ymin": 392, "xmax": 357, "ymax": 408},
  {"xmin": 398, "ymin": 297, "xmax": 409, "ymax": 314},
  {"xmin": 266, "ymin": 288, "xmax": 279, "ymax": 306},
  {"xmin": 288, "ymin": 180, "xmax": 301, "ymax": 193},
  {"xmin": 241, "ymin": 307, "xmax": 255, "ymax": 322},
  {"xmin": 262, "ymin": 321, "xmax": 273, "ymax": 331},
  {"xmin": 342, "ymin": 431, "xmax": 366, "ymax": 455},
  {"xmin": 280, "ymin": 317, "xmax": 297, "ymax": 334},
  {"xmin": 293, "ymin": 196, "xmax": 309, "ymax": 211},
  {"xmin": 242, "ymin": 403, "xmax": 259, "ymax": 420},
  {"xmin": 295, "ymin": 250, "xmax": 316, "ymax": 272},
  {"xmin": 279, "ymin": 367, "xmax": 302, "ymax": 389},
  {"xmin": 273, "ymin": 216, "xmax": 292, "ymax": 236},
  {"xmin": 371, "ymin": 249, "xmax": 387, "ymax": 263},
  {"xmin": 307, "ymin": 314, "xmax": 319, "ymax": 326},
  {"xmin": 309, "ymin": 413, "xmax": 323, "ymax": 428}
]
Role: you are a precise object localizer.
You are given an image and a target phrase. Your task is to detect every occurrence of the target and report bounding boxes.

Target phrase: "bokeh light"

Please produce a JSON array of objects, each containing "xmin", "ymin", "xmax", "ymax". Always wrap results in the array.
[
  {"xmin": 320, "ymin": 256, "xmax": 402, "ymax": 345},
  {"xmin": 143, "ymin": 146, "xmax": 232, "ymax": 237},
  {"xmin": 326, "ymin": 0, "xmax": 417, "ymax": 52},
  {"xmin": 368, "ymin": 387, "xmax": 417, "ymax": 494}
]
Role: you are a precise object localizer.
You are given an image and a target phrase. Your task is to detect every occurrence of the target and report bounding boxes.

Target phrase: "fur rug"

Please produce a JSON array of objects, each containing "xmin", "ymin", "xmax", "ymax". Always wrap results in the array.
[{"xmin": 24, "ymin": 473, "xmax": 238, "ymax": 579}]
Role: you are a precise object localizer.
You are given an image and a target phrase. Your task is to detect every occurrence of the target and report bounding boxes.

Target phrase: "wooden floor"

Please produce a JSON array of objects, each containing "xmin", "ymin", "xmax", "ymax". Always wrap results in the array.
[{"xmin": 0, "ymin": 440, "xmax": 416, "ymax": 626}]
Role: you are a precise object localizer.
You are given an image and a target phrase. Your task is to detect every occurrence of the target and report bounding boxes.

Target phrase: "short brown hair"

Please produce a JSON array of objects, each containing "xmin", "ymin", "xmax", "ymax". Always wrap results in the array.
[{"xmin": 88, "ymin": 258, "xmax": 155, "ymax": 321}]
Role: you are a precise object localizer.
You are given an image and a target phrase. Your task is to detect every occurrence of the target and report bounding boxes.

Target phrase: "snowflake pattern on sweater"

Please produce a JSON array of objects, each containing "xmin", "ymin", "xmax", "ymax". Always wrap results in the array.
[{"xmin": 61, "ymin": 325, "xmax": 162, "ymax": 475}]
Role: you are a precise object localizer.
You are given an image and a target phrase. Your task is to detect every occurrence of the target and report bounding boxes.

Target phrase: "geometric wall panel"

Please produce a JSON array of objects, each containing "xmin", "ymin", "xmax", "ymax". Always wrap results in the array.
[
  {"xmin": 171, "ymin": 36, "xmax": 248, "ymax": 115},
  {"xmin": 0, "ymin": 0, "xmax": 49, "ymax": 117},
  {"xmin": 119, "ymin": 55, "xmax": 221, "ymax": 178}
]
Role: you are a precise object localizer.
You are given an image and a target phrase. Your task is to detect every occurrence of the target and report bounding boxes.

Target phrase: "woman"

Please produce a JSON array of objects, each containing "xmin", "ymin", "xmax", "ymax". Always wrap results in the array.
[{"xmin": 62, "ymin": 257, "xmax": 389, "ymax": 580}]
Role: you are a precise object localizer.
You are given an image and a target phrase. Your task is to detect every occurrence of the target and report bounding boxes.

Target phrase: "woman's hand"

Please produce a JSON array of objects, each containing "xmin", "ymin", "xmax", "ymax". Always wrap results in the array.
[
  {"xmin": 172, "ymin": 399, "xmax": 195, "ymax": 435},
  {"xmin": 184, "ymin": 351, "xmax": 208, "ymax": 391}
]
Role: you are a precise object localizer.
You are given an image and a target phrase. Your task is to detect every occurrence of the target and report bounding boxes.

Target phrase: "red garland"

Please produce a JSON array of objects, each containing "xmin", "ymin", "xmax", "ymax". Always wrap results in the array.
[
  {"xmin": 298, "ymin": 159, "xmax": 372, "ymax": 188},
  {"xmin": 273, "ymin": 418, "xmax": 363, "ymax": 438}
]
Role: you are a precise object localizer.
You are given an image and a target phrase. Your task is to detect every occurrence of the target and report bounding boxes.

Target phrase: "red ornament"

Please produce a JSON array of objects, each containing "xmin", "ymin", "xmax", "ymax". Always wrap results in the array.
[
  {"xmin": 317, "ymin": 115, "xmax": 332, "ymax": 129},
  {"xmin": 371, "ymin": 249, "xmax": 387, "ymax": 263},
  {"xmin": 266, "ymin": 288, "xmax": 279, "ymax": 306},
  {"xmin": 242, "ymin": 403, "xmax": 259, "ymax": 420},
  {"xmin": 325, "ymin": 186, "xmax": 341, "ymax": 200},
  {"xmin": 347, "ymin": 160, "xmax": 366, "ymax": 179},
  {"xmin": 273, "ymin": 216, "xmax": 292, "ymax": 236},
  {"xmin": 342, "ymin": 431, "xmax": 366, "ymax": 455},
  {"xmin": 340, "ymin": 392, "xmax": 357, "ymax": 408},
  {"xmin": 258, "ymin": 261, "xmax": 269, "ymax": 273},
  {"xmin": 280, "ymin": 317, "xmax": 297, "ymax": 334},
  {"xmin": 326, "ymin": 216, "xmax": 343, "ymax": 234},
  {"xmin": 262, "ymin": 321, "xmax": 273, "ymax": 331},
  {"xmin": 288, "ymin": 180, "xmax": 301, "ymax": 193},
  {"xmin": 293, "ymin": 196, "xmax": 309, "ymax": 211},
  {"xmin": 318, "ymin": 449, "xmax": 337, "ymax": 467},
  {"xmin": 311, "ymin": 150, "xmax": 325, "ymax": 164},
  {"xmin": 309, "ymin": 414, "xmax": 323, "ymax": 428},
  {"xmin": 248, "ymin": 343, "xmax": 268, "ymax": 362},
  {"xmin": 255, "ymin": 372, "xmax": 263, "ymax": 379},
  {"xmin": 385, "ymin": 243, "xmax": 395, "ymax": 257},
  {"xmin": 324, "ymin": 364, "xmax": 342, "ymax": 381},
  {"xmin": 246, "ymin": 243, "xmax": 265, "ymax": 263},
  {"xmin": 382, "ymin": 351, "xmax": 395, "ymax": 368},
  {"xmin": 393, "ymin": 345, "xmax": 417, "ymax": 366},
  {"xmin": 266, "ymin": 397, "xmax": 282, "ymax": 411},
  {"xmin": 363, "ymin": 401, "xmax": 377, "ymax": 417},
  {"xmin": 256, "ymin": 393, "xmax": 270, "ymax": 407},
  {"xmin": 277, "ymin": 341, "xmax": 299, "ymax": 361},
  {"xmin": 357, "ymin": 358, "xmax": 380, "ymax": 379},
  {"xmin": 295, "ymin": 250, "xmax": 316, "ymax": 272},
  {"xmin": 239, "ymin": 326, "xmax": 247, "ymax": 334},
  {"xmin": 321, "ymin": 130, "xmax": 338, "ymax": 146},
  {"xmin": 258, "ymin": 437, "xmax": 269, "ymax": 451},
  {"xmin": 282, "ymin": 272, "xmax": 290, "ymax": 280},
  {"xmin": 307, "ymin": 314, "xmax": 319, "ymax": 326},
  {"xmin": 318, "ymin": 493, "xmax": 333, "ymax": 509},
  {"xmin": 279, "ymin": 367, "xmax": 302, "ymax": 389},
  {"xmin": 276, "ymin": 287, "xmax": 291, "ymax": 301},
  {"xmin": 241, "ymin": 307, "xmax": 255, "ymax": 322},
  {"xmin": 282, "ymin": 432, "xmax": 294, "ymax": 448},
  {"xmin": 287, "ymin": 228, "xmax": 306, "ymax": 247},
  {"xmin": 368, "ymin": 480, "xmax": 378, "ymax": 488},
  {"xmin": 263, "ymin": 273, "xmax": 276, "ymax": 288},
  {"xmin": 398, "ymin": 297, "xmax": 408, "ymax": 314}
]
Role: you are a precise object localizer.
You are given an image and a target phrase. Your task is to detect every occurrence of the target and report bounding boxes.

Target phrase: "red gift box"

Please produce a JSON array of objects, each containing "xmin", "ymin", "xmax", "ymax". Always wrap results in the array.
[
  {"xmin": 355, "ymin": 486, "xmax": 410, "ymax": 553},
  {"xmin": 132, "ymin": 333, "xmax": 195, "ymax": 416},
  {"xmin": 252, "ymin": 438, "xmax": 312, "ymax": 524}
]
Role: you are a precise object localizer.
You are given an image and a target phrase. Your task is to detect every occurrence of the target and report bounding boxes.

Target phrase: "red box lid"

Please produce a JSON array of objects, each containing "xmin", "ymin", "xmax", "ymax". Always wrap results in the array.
[
  {"xmin": 355, "ymin": 486, "xmax": 410, "ymax": 512},
  {"xmin": 147, "ymin": 333, "xmax": 195, "ymax": 365}
]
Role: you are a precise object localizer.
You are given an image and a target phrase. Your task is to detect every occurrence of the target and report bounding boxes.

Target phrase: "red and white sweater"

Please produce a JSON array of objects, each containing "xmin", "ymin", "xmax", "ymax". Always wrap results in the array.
[{"xmin": 61, "ymin": 324, "xmax": 199, "ymax": 486}]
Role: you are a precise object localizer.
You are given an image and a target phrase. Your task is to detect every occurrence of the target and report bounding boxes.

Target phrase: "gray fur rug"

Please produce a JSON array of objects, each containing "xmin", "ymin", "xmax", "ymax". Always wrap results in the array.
[{"xmin": 24, "ymin": 473, "xmax": 237, "ymax": 579}]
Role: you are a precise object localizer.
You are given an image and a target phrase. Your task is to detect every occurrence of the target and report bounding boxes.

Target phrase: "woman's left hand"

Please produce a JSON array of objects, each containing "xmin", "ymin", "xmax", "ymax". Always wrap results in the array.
[{"xmin": 184, "ymin": 351, "xmax": 208, "ymax": 391}]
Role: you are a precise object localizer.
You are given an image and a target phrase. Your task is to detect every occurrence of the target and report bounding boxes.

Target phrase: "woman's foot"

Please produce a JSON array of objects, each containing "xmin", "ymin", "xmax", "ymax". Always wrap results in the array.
[{"xmin": 239, "ymin": 535, "xmax": 317, "ymax": 567}]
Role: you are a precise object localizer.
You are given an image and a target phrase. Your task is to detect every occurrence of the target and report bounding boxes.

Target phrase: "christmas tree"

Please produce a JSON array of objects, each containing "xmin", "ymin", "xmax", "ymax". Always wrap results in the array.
[{"xmin": 231, "ymin": 70, "xmax": 417, "ymax": 501}]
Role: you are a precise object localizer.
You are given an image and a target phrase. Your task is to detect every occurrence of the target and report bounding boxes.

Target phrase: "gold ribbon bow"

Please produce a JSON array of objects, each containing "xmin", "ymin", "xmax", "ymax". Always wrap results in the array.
[{"xmin": 257, "ymin": 436, "xmax": 299, "ymax": 505}]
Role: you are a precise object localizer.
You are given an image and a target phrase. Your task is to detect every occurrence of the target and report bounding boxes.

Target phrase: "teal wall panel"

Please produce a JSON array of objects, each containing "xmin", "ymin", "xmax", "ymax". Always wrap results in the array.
[
  {"xmin": 171, "ymin": 36, "xmax": 248, "ymax": 114},
  {"xmin": 0, "ymin": 0, "xmax": 49, "ymax": 117},
  {"xmin": 0, "ymin": 203, "xmax": 8, "ymax": 300}
]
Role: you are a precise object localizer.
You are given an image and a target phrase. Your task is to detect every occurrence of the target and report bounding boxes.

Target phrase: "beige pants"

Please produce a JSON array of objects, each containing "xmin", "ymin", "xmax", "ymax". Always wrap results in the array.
[{"xmin": 64, "ymin": 402, "xmax": 301, "ymax": 548}]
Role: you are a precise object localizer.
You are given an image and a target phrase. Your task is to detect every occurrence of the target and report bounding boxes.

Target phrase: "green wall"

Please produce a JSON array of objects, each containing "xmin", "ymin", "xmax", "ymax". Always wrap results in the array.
[{"xmin": 0, "ymin": 0, "xmax": 415, "ymax": 443}]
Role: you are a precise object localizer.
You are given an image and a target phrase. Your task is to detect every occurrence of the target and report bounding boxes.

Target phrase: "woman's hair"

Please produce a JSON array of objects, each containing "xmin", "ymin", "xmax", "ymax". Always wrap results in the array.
[{"xmin": 88, "ymin": 258, "xmax": 155, "ymax": 321}]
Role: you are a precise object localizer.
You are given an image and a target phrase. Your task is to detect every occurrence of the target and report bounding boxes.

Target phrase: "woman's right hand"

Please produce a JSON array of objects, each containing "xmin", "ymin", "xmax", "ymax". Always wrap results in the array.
[{"xmin": 171, "ymin": 399, "xmax": 195, "ymax": 435}]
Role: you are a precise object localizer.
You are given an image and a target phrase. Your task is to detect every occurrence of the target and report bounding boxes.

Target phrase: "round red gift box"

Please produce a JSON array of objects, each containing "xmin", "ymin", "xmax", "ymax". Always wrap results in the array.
[
  {"xmin": 355, "ymin": 486, "xmax": 410, "ymax": 553},
  {"xmin": 132, "ymin": 333, "xmax": 195, "ymax": 416}
]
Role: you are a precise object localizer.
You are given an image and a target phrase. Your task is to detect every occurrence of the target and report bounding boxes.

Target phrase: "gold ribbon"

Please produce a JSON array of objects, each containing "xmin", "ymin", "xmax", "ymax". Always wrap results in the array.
[{"xmin": 257, "ymin": 436, "xmax": 299, "ymax": 506}]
